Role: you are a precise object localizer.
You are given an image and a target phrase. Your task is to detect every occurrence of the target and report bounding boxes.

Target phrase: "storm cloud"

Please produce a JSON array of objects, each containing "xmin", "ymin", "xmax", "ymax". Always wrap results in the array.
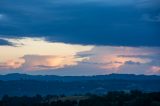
[{"xmin": 0, "ymin": 0, "xmax": 160, "ymax": 46}]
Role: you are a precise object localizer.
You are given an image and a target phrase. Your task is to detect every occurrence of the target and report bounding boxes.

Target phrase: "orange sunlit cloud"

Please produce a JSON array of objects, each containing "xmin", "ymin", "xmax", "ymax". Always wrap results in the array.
[
  {"xmin": 150, "ymin": 66, "xmax": 160, "ymax": 74},
  {"xmin": 21, "ymin": 55, "xmax": 89, "ymax": 71},
  {"xmin": 0, "ymin": 38, "xmax": 159, "ymax": 75},
  {"xmin": 85, "ymin": 46, "xmax": 152, "ymax": 71},
  {"xmin": 0, "ymin": 38, "xmax": 93, "ymax": 63},
  {"xmin": 100, "ymin": 55, "xmax": 150, "ymax": 70},
  {"xmin": 0, "ymin": 58, "xmax": 25, "ymax": 69},
  {"xmin": 0, "ymin": 55, "xmax": 89, "ymax": 71},
  {"xmin": 0, "ymin": 38, "xmax": 93, "ymax": 71}
]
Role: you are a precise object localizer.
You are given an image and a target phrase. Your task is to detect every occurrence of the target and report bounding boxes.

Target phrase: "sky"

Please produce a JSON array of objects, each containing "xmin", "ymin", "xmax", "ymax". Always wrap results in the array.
[{"xmin": 0, "ymin": 0, "xmax": 160, "ymax": 75}]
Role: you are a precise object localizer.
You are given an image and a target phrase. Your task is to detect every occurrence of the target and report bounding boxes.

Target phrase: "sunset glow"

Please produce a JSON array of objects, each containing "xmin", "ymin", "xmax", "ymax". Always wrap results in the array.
[
  {"xmin": 0, "ymin": 38, "xmax": 159, "ymax": 75},
  {"xmin": 0, "ymin": 0, "xmax": 160, "ymax": 75}
]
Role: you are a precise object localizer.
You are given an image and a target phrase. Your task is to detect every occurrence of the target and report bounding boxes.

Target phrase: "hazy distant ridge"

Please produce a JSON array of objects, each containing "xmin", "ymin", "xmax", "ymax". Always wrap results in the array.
[
  {"xmin": 0, "ymin": 74, "xmax": 160, "ymax": 97},
  {"xmin": 0, "ymin": 73, "xmax": 160, "ymax": 82}
]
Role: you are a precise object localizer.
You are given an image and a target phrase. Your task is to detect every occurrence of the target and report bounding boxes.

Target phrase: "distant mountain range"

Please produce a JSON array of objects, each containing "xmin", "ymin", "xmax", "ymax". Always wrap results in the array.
[
  {"xmin": 0, "ymin": 73, "xmax": 160, "ymax": 82},
  {"xmin": 0, "ymin": 73, "xmax": 160, "ymax": 97}
]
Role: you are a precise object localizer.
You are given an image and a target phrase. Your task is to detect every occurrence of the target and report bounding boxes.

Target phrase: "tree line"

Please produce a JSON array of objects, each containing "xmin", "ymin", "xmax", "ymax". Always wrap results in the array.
[{"xmin": 0, "ymin": 90, "xmax": 160, "ymax": 106}]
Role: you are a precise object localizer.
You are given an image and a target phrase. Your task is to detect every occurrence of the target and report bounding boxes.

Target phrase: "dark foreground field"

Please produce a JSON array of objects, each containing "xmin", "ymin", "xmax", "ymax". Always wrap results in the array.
[{"xmin": 0, "ymin": 91, "xmax": 160, "ymax": 106}]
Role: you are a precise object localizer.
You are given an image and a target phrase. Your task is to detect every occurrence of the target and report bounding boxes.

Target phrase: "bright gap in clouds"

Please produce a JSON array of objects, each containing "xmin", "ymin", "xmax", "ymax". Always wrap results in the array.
[
  {"xmin": 0, "ymin": 38, "xmax": 93, "ymax": 71},
  {"xmin": 0, "ymin": 37, "xmax": 159, "ymax": 75}
]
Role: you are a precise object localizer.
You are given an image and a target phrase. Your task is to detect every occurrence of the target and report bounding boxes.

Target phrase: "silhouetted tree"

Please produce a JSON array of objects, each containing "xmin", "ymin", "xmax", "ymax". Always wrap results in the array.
[{"xmin": 0, "ymin": 91, "xmax": 160, "ymax": 106}]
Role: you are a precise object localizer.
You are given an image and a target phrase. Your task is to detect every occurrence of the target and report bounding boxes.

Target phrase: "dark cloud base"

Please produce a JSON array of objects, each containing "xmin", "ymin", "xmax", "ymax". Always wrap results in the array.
[
  {"xmin": 0, "ymin": 39, "xmax": 13, "ymax": 46},
  {"xmin": 0, "ymin": 0, "xmax": 160, "ymax": 46}
]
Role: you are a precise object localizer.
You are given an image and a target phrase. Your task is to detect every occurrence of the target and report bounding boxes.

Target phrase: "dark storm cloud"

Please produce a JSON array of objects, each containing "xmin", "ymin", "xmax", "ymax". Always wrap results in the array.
[{"xmin": 0, "ymin": 0, "xmax": 160, "ymax": 46}]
